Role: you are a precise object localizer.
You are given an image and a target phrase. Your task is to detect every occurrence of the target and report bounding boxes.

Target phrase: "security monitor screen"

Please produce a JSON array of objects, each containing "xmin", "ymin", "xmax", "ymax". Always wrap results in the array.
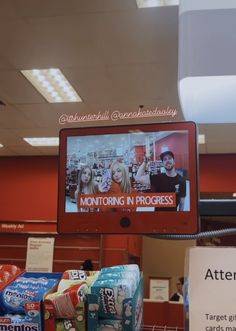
[{"xmin": 58, "ymin": 122, "xmax": 199, "ymax": 234}]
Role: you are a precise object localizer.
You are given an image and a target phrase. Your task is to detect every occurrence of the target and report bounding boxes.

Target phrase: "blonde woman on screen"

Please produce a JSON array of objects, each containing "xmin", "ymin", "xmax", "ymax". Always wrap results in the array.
[
  {"xmin": 99, "ymin": 160, "xmax": 132, "ymax": 194},
  {"xmin": 99, "ymin": 160, "xmax": 133, "ymax": 211}
]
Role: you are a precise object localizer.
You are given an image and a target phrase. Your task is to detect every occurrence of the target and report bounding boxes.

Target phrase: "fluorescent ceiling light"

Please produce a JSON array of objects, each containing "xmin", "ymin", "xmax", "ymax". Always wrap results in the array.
[
  {"xmin": 21, "ymin": 69, "xmax": 82, "ymax": 103},
  {"xmin": 136, "ymin": 0, "xmax": 178, "ymax": 8},
  {"xmin": 23, "ymin": 137, "xmax": 59, "ymax": 146},
  {"xmin": 198, "ymin": 134, "xmax": 205, "ymax": 144},
  {"xmin": 0, "ymin": 143, "xmax": 3, "ymax": 148}
]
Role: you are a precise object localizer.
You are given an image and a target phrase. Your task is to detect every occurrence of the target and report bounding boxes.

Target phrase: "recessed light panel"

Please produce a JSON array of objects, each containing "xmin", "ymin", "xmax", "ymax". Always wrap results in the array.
[
  {"xmin": 136, "ymin": 0, "xmax": 178, "ymax": 8},
  {"xmin": 23, "ymin": 137, "xmax": 59, "ymax": 146},
  {"xmin": 21, "ymin": 69, "xmax": 82, "ymax": 103}
]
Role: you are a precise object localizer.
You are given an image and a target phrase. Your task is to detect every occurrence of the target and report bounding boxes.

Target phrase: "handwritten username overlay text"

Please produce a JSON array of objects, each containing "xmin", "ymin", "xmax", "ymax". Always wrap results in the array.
[{"xmin": 58, "ymin": 107, "xmax": 177, "ymax": 125}]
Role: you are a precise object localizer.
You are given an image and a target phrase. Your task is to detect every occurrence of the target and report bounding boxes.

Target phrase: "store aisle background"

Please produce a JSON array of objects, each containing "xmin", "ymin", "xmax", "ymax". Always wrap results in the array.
[{"xmin": 1, "ymin": 153, "xmax": 236, "ymax": 297}]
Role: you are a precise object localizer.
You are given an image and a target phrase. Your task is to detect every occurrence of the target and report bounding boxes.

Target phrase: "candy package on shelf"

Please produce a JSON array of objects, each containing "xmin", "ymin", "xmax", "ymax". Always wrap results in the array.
[
  {"xmin": 87, "ymin": 264, "xmax": 143, "ymax": 331},
  {"xmin": 0, "ymin": 271, "xmax": 62, "ymax": 331},
  {"xmin": 44, "ymin": 269, "xmax": 100, "ymax": 331},
  {"xmin": 0, "ymin": 264, "xmax": 22, "ymax": 291}
]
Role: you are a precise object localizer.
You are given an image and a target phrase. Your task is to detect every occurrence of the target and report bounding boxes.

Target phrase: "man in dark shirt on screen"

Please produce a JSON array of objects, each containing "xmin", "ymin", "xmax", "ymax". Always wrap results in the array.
[{"xmin": 135, "ymin": 150, "xmax": 186, "ymax": 211}]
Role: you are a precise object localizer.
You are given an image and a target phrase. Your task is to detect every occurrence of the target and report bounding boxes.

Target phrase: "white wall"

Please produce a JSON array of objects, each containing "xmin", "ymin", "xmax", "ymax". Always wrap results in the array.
[{"xmin": 142, "ymin": 236, "xmax": 196, "ymax": 298}]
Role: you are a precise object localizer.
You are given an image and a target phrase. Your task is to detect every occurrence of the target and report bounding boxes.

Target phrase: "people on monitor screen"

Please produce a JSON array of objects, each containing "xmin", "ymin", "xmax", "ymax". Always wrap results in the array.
[
  {"xmin": 98, "ymin": 160, "xmax": 134, "ymax": 211},
  {"xmin": 135, "ymin": 150, "xmax": 186, "ymax": 211},
  {"xmin": 110, "ymin": 160, "xmax": 132, "ymax": 194},
  {"xmin": 99, "ymin": 160, "xmax": 132, "ymax": 194},
  {"xmin": 74, "ymin": 165, "xmax": 99, "ymax": 211}
]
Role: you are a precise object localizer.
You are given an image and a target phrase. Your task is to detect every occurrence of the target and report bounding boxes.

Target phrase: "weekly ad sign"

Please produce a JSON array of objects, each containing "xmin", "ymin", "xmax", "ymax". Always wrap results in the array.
[{"xmin": 189, "ymin": 247, "xmax": 236, "ymax": 331}]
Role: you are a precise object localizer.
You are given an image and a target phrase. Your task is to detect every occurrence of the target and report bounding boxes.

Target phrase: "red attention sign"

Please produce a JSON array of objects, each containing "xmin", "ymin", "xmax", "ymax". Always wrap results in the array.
[{"xmin": 78, "ymin": 193, "xmax": 176, "ymax": 209}]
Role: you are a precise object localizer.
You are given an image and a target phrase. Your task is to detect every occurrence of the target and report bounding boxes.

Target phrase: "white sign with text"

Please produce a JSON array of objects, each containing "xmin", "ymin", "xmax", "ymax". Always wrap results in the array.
[
  {"xmin": 189, "ymin": 247, "xmax": 236, "ymax": 331},
  {"xmin": 149, "ymin": 278, "xmax": 169, "ymax": 301},
  {"xmin": 26, "ymin": 237, "xmax": 55, "ymax": 272}
]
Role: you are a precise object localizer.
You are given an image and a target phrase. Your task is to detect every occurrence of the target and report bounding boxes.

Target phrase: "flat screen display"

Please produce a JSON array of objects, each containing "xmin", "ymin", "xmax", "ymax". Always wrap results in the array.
[{"xmin": 58, "ymin": 121, "xmax": 199, "ymax": 234}]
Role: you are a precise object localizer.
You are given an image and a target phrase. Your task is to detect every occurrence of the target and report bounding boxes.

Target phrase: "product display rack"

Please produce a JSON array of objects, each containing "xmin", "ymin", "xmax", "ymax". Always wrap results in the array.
[{"xmin": 199, "ymin": 199, "xmax": 236, "ymax": 216}]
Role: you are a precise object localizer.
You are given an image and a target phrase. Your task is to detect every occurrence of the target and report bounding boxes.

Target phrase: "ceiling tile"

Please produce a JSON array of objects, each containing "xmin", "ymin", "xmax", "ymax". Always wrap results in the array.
[
  {"xmin": 0, "ymin": 1, "xmax": 234, "ymax": 155},
  {"xmin": 0, "ymin": 71, "xmax": 45, "ymax": 104}
]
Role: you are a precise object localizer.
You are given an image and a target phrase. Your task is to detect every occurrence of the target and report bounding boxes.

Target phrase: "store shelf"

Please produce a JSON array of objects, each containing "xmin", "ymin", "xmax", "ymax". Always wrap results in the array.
[{"xmin": 199, "ymin": 199, "xmax": 236, "ymax": 216}]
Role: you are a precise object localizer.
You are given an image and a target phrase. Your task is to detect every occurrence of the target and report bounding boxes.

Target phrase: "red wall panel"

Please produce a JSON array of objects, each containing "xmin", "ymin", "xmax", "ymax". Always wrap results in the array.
[
  {"xmin": 0, "ymin": 156, "xmax": 58, "ymax": 221},
  {"xmin": 102, "ymin": 235, "xmax": 128, "ymax": 248},
  {"xmin": 143, "ymin": 301, "xmax": 184, "ymax": 328},
  {"xmin": 0, "ymin": 154, "xmax": 235, "ymax": 222},
  {"xmin": 199, "ymin": 154, "xmax": 236, "ymax": 192}
]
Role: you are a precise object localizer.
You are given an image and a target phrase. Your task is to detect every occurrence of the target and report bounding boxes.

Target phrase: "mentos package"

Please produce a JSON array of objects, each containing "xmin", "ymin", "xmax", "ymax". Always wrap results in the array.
[
  {"xmin": 45, "ymin": 282, "xmax": 89, "ymax": 319},
  {"xmin": 54, "ymin": 299, "xmax": 86, "ymax": 331},
  {"xmin": 57, "ymin": 279, "xmax": 86, "ymax": 293},
  {"xmin": 98, "ymin": 319, "xmax": 123, "ymax": 331},
  {"xmin": 0, "ymin": 275, "xmax": 59, "ymax": 314},
  {"xmin": 0, "ymin": 264, "xmax": 22, "ymax": 290},
  {"xmin": 0, "ymin": 314, "xmax": 39, "ymax": 331},
  {"xmin": 0, "ymin": 264, "xmax": 20, "ymax": 275},
  {"xmin": 91, "ymin": 278, "xmax": 133, "ymax": 319},
  {"xmin": 56, "ymin": 319, "xmax": 78, "ymax": 331},
  {"xmin": 61, "ymin": 270, "xmax": 87, "ymax": 281},
  {"xmin": 2, "ymin": 313, "xmax": 36, "ymax": 324},
  {"xmin": 62, "ymin": 270, "xmax": 99, "ymax": 280},
  {"xmin": 58, "ymin": 272, "xmax": 99, "ymax": 293},
  {"xmin": 0, "ymin": 271, "xmax": 10, "ymax": 286}
]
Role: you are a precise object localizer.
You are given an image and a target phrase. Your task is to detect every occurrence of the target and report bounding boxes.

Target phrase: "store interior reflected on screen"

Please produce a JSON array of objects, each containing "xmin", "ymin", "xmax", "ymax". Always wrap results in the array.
[{"xmin": 57, "ymin": 122, "xmax": 198, "ymax": 234}]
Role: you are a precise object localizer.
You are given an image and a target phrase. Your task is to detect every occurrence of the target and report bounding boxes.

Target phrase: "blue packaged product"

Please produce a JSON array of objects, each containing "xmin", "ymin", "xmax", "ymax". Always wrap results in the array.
[
  {"xmin": 3, "ymin": 314, "xmax": 33, "ymax": 323},
  {"xmin": 101, "ymin": 264, "xmax": 139, "ymax": 273},
  {"xmin": 0, "ymin": 276, "xmax": 58, "ymax": 314},
  {"xmin": 14, "ymin": 276, "xmax": 57, "ymax": 289},
  {"xmin": 97, "ymin": 272, "xmax": 138, "ymax": 295},
  {"xmin": 0, "ymin": 314, "xmax": 39, "ymax": 331},
  {"xmin": 100, "ymin": 265, "xmax": 140, "ymax": 283},
  {"xmin": 91, "ymin": 278, "xmax": 132, "ymax": 319}
]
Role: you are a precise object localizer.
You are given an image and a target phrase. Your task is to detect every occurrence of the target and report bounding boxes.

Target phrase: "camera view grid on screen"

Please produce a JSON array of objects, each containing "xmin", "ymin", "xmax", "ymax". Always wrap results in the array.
[{"xmin": 65, "ymin": 130, "xmax": 190, "ymax": 213}]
